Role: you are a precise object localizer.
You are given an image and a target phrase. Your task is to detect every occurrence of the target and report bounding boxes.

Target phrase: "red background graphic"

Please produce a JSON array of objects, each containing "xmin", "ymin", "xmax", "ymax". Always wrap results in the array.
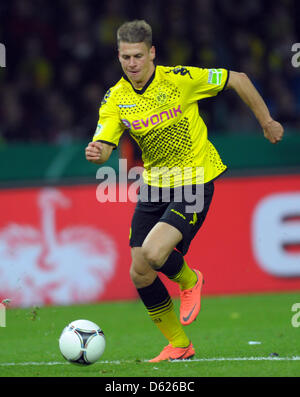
[
  {"xmin": 182, "ymin": 174, "xmax": 300, "ymax": 296},
  {"xmin": 0, "ymin": 174, "xmax": 299, "ymax": 306}
]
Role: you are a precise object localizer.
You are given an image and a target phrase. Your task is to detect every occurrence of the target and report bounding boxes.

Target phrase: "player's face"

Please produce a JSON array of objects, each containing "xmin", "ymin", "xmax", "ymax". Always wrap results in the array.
[{"xmin": 118, "ymin": 41, "xmax": 155, "ymax": 89}]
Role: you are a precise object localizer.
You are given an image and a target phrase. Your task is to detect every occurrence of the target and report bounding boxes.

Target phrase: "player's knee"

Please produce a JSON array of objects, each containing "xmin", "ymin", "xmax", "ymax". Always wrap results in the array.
[
  {"xmin": 129, "ymin": 264, "xmax": 139, "ymax": 285},
  {"xmin": 129, "ymin": 262, "xmax": 156, "ymax": 288},
  {"xmin": 141, "ymin": 242, "xmax": 164, "ymax": 269}
]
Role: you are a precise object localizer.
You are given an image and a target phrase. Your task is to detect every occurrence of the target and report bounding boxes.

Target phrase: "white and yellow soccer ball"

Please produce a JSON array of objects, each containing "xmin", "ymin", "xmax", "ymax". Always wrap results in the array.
[{"xmin": 59, "ymin": 319, "xmax": 106, "ymax": 365}]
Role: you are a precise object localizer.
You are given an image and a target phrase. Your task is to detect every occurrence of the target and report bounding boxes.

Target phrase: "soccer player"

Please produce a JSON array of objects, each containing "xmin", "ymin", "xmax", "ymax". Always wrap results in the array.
[{"xmin": 85, "ymin": 20, "xmax": 284, "ymax": 362}]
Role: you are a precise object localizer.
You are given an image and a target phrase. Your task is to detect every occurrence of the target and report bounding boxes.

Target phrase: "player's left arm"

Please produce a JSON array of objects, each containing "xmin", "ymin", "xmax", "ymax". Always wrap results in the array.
[{"xmin": 226, "ymin": 71, "xmax": 284, "ymax": 144}]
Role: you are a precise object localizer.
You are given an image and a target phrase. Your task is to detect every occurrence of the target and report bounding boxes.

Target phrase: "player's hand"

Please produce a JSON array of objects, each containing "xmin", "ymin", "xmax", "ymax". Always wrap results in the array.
[
  {"xmin": 85, "ymin": 141, "xmax": 103, "ymax": 164},
  {"xmin": 262, "ymin": 119, "xmax": 284, "ymax": 144}
]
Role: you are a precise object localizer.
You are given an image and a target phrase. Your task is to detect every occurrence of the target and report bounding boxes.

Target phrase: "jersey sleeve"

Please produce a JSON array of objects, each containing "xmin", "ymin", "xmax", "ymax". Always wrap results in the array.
[
  {"xmin": 92, "ymin": 89, "xmax": 125, "ymax": 148},
  {"xmin": 183, "ymin": 67, "xmax": 229, "ymax": 102}
]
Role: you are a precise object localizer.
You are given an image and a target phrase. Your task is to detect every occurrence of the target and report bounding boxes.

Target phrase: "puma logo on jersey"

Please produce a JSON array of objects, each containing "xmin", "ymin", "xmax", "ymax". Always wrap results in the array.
[
  {"xmin": 121, "ymin": 105, "xmax": 182, "ymax": 131},
  {"xmin": 166, "ymin": 67, "xmax": 193, "ymax": 79}
]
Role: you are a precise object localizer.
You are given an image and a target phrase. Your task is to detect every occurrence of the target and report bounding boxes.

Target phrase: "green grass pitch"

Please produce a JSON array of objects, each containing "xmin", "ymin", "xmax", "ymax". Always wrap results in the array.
[{"xmin": 0, "ymin": 292, "xmax": 299, "ymax": 377}]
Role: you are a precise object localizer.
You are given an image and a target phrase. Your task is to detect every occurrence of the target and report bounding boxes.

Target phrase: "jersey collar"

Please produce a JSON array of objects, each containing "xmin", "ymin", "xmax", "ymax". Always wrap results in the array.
[{"xmin": 122, "ymin": 67, "xmax": 156, "ymax": 95}]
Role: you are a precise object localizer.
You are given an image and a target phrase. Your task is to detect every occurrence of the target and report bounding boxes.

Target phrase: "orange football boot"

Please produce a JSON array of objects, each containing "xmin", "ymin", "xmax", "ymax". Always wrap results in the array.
[
  {"xmin": 149, "ymin": 342, "xmax": 195, "ymax": 363},
  {"xmin": 180, "ymin": 270, "xmax": 204, "ymax": 326}
]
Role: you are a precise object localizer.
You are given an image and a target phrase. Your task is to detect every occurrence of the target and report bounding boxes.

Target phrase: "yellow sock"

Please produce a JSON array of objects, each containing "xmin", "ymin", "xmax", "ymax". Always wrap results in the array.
[
  {"xmin": 148, "ymin": 297, "xmax": 190, "ymax": 348},
  {"xmin": 169, "ymin": 260, "xmax": 197, "ymax": 290}
]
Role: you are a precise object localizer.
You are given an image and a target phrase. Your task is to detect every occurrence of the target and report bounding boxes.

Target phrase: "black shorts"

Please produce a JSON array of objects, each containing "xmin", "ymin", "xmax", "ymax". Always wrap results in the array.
[{"xmin": 129, "ymin": 182, "xmax": 214, "ymax": 255}]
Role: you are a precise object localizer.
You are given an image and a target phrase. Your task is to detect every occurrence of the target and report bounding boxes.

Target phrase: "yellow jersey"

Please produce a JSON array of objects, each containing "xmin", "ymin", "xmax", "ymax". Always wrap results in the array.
[{"xmin": 93, "ymin": 65, "xmax": 229, "ymax": 187}]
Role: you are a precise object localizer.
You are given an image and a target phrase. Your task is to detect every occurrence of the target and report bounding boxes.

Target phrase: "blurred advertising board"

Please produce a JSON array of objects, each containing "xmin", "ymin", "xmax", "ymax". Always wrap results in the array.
[{"xmin": 0, "ymin": 174, "xmax": 299, "ymax": 307}]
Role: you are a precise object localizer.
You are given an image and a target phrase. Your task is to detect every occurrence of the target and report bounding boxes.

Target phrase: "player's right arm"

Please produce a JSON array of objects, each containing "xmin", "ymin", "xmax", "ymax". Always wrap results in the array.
[{"xmin": 85, "ymin": 87, "xmax": 125, "ymax": 165}]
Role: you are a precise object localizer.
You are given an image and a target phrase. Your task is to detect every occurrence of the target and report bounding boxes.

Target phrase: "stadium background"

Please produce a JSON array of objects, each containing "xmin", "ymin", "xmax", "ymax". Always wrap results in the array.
[{"xmin": 0, "ymin": 0, "xmax": 299, "ymax": 308}]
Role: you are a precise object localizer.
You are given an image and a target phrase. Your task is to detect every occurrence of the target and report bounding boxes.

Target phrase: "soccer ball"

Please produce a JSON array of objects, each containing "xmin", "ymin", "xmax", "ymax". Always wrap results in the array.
[{"xmin": 59, "ymin": 319, "xmax": 106, "ymax": 365}]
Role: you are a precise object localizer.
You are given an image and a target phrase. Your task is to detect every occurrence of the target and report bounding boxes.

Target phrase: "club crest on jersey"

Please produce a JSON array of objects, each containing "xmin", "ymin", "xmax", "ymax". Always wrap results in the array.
[
  {"xmin": 121, "ymin": 105, "xmax": 182, "ymax": 131},
  {"xmin": 156, "ymin": 91, "xmax": 168, "ymax": 105}
]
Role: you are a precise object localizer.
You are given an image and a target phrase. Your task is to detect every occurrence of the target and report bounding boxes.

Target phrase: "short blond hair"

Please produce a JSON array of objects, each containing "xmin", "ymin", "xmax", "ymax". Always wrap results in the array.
[{"xmin": 117, "ymin": 20, "xmax": 152, "ymax": 48}]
